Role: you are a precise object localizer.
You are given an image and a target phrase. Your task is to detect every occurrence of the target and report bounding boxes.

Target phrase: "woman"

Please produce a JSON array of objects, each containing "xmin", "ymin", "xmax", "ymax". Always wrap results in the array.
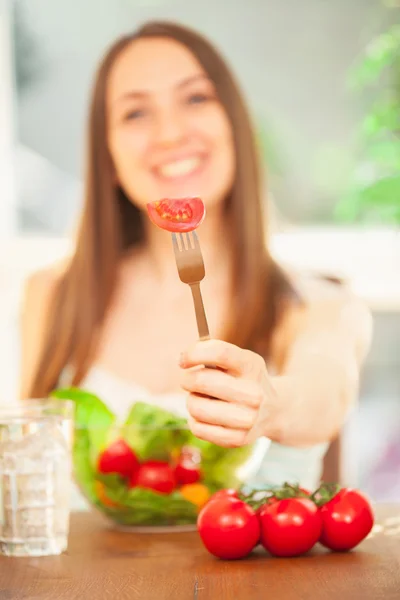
[{"xmin": 20, "ymin": 21, "xmax": 372, "ymax": 495}]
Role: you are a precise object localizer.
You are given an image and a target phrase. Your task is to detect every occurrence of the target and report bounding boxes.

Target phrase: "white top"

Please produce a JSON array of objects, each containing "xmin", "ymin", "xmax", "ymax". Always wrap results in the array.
[{"xmin": 68, "ymin": 365, "xmax": 329, "ymax": 511}]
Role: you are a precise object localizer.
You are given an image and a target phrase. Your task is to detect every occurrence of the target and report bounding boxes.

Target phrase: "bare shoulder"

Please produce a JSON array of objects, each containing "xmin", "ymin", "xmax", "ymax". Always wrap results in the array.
[
  {"xmin": 23, "ymin": 265, "xmax": 59, "ymax": 301},
  {"xmin": 271, "ymin": 273, "xmax": 373, "ymax": 369},
  {"xmin": 20, "ymin": 262, "xmax": 66, "ymax": 397},
  {"xmin": 21, "ymin": 261, "xmax": 66, "ymax": 316}
]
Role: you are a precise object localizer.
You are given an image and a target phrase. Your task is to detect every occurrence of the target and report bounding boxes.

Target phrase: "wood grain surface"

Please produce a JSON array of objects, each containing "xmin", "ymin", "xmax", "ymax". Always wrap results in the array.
[{"xmin": 0, "ymin": 505, "xmax": 399, "ymax": 600}]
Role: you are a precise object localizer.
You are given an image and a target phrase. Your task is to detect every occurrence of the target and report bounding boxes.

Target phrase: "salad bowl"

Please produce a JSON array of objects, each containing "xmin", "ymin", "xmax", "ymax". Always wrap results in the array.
[{"xmin": 51, "ymin": 388, "xmax": 269, "ymax": 531}]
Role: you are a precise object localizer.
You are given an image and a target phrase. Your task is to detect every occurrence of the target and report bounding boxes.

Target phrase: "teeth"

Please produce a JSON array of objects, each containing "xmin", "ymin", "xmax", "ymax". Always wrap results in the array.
[{"xmin": 158, "ymin": 158, "xmax": 201, "ymax": 178}]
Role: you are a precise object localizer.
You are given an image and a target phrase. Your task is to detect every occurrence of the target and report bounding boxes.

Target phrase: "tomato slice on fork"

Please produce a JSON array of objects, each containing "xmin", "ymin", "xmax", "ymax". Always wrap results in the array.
[{"xmin": 147, "ymin": 198, "xmax": 205, "ymax": 233}]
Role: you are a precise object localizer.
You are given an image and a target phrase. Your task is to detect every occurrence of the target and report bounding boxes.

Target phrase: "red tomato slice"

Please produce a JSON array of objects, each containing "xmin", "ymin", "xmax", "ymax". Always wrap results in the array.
[
  {"xmin": 259, "ymin": 497, "xmax": 322, "ymax": 557},
  {"xmin": 97, "ymin": 439, "xmax": 139, "ymax": 478},
  {"xmin": 147, "ymin": 198, "xmax": 205, "ymax": 233},
  {"xmin": 319, "ymin": 488, "xmax": 374, "ymax": 551},
  {"xmin": 130, "ymin": 460, "xmax": 176, "ymax": 494}
]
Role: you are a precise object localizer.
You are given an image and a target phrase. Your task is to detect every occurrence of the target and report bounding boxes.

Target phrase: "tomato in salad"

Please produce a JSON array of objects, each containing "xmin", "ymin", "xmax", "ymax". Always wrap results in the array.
[
  {"xmin": 130, "ymin": 460, "xmax": 176, "ymax": 494},
  {"xmin": 97, "ymin": 439, "xmax": 139, "ymax": 479},
  {"xmin": 147, "ymin": 198, "xmax": 205, "ymax": 233},
  {"xmin": 197, "ymin": 495, "xmax": 260, "ymax": 560},
  {"xmin": 318, "ymin": 488, "xmax": 374, "ymax": 551},
  {"xmin": 174, "ymin": 450, "xmax": 202, "ymax": 485},
  {"xmin": 259, "ymin": 497, "xmax": 322, "ymax": 557}
]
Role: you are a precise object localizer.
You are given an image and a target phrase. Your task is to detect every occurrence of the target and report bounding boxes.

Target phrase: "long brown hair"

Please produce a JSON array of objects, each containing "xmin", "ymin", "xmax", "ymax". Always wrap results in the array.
[{"xmin": 28, "ymin": 21, "xmax": 297, "ymax": 398}]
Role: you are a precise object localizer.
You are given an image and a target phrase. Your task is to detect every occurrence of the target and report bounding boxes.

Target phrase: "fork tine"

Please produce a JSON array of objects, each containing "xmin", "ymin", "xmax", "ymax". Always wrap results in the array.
[
  {"xmin": 172, "ymin": 233, "xmax": 180, "ymax": 253},
  {"xmin": 179, "ymin": 233, "xmax": 186, "ymax": 250},
  {"xmin": 192, "ymin": 230, "xmax": 200, "ymax": 249},
  {"xmin": 185, "ymin": 232, "xmax": 194, "ymax": 250}
]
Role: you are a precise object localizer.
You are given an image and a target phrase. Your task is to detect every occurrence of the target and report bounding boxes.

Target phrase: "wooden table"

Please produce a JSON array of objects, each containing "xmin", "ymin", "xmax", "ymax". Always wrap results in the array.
[{"xmin": 1, "ymin": 505, "xmax": 400, "ymax": 600}]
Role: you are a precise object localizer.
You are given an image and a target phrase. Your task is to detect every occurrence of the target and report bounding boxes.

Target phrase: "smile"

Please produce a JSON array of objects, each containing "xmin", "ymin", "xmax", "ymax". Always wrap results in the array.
[{"xmin": 154, "ymin": 157, "xmax": 204, "ymax": 180}]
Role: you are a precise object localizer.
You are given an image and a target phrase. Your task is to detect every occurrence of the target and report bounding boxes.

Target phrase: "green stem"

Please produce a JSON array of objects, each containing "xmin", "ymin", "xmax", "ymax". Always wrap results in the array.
[
  {"xmin": 238, "ymin": 481, "xmax": 313, "ymax": 509},
  {"xmin": 311, "ymin": 482, "xmax": 341, "ymax": 507}
]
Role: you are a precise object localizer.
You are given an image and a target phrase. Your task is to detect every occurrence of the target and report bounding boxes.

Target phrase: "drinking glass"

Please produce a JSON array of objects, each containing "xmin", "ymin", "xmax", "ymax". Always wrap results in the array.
[{"xmin": 0, "ymin": 399, "xmax": 74, "ymax": 557}]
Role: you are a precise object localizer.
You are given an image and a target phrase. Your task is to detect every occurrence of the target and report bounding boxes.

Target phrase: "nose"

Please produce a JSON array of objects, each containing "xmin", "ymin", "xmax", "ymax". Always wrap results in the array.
[{"xmin": 153, "ymin": 106, "xmax": 187, "ymax": 147}]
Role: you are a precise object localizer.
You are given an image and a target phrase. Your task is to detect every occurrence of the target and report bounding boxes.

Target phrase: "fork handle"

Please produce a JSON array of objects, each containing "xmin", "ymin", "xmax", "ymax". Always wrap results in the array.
[
  {"xmin": 190, "ymin": 282, "xmax": 210, "ymax": 341},
  {"xmin": 190, "ymin": 283, "xmax": 218, "ymax": 371}
]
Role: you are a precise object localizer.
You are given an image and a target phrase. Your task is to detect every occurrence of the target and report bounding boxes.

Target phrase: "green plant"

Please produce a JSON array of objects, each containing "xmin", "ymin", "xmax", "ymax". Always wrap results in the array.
[{"xmin": 336, "ymin": 19, "xmax": 400, "ymax": 224}]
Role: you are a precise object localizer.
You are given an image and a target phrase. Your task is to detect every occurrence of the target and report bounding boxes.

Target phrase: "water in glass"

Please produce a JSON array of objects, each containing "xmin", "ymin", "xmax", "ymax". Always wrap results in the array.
[{"xmin": 0, "ymin": 401, "xmax": 73, "ymax": 557}]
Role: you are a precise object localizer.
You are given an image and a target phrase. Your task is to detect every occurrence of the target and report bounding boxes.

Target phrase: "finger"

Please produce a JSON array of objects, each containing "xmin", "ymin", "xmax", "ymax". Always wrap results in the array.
[
  {"xmin": 181, "ymin": 367, "xmax": 262, "ymax": 408},
  {"xmin": 180, "ymin": 339, "xmax": 257, "ymax": 375},
  {"xmin": 187, "ymin": 393, "xmax": 256, "ymax": 430},
  {"xmin": 187, "ymin": 416, "xmax": 248, "ymax": 448}
]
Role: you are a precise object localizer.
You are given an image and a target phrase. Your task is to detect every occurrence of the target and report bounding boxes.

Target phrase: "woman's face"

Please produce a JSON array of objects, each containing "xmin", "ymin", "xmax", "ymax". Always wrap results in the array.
[{"xmin": 106, "ymin": 37, "xmax": 235, "ymax": 212}]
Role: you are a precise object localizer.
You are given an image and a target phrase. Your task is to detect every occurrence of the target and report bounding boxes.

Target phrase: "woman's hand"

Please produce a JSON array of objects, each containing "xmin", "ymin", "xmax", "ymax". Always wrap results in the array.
[
  {"xmin": 180, "ymin": 291, "xmax": 373, "ymax": 448},
  {"xmin": 179, "ymin": 339, "xmax": 283, "ymax": 447}
]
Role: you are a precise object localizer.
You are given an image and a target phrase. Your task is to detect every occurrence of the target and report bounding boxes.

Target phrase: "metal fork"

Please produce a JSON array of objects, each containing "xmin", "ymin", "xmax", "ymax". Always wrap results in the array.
[{"xmin": 171, "ymin": 231, "xmax": 210, "ymax": 341}]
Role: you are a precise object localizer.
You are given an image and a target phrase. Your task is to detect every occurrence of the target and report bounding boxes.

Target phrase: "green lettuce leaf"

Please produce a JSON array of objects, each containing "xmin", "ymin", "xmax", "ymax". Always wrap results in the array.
[
  {"xmin": 95, "ymin": 472, "xmax": 126, "ymax": 498},
  {"xmin": 107, "ymin": 488, "xmax": 198, "ymax": 527},
  {"xmin": 183, "ymin": 435, "xmax": 227, "ymax": 462},
  {"xmin": 202, "ymin": 444, "xmax": 255, "ymax": 489},
  {"xmin": 96, "ymin": 472, "xmax": 197, "ymax": 526},
  {"xmin": 51, "ymin": 387, "xmax": 116, "ymax": 503},
  {"xmin": 72, "ymin": 428, "xmax": 99, "ymax": 505},
  {"xmin": 51, "ymin": 387, "xmax": 115, "ymax": 457},
  {"xmin": 122, "ymin": 402, "xmax": 188, "ymax": 461}
]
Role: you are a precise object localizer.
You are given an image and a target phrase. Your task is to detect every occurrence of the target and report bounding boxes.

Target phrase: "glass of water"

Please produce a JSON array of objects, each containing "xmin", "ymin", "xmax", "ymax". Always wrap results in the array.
[{"xmin": 0, "ymin": 399, "xmax": 74, "ymax": 557}]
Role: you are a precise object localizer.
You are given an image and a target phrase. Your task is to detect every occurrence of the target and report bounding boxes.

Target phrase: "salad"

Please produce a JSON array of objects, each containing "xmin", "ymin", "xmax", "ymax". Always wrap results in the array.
[{"xmin": 51, "ymin": 388, "xmax": 256, "ymax": 527}]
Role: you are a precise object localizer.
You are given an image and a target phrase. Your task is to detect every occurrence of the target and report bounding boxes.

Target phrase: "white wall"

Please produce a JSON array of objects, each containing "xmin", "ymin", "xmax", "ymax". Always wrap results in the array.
[{"xmin": 0, "ymin": 0, "xmax": 17, "ymax": 239}]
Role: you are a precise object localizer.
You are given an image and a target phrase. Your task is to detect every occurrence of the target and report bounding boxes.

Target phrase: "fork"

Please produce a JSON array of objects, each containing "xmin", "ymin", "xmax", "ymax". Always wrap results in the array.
[{"xmin": 171, "ymin": 230, "xmax": 210, "ymax": 341}]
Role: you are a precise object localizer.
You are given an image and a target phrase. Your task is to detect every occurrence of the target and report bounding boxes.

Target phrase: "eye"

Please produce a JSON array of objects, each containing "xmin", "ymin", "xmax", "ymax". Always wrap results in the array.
[
  {"xmin": 186, "ymin": 93, "xmax": 211, "ymax": 105},
  {"xmin": 124, "ymin": 108, "xmax": 147, "ymax": 121}
]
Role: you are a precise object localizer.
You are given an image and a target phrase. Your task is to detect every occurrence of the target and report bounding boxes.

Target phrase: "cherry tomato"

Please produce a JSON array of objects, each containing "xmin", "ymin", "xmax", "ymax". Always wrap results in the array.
[
  {"xmin": 175, "ymin": 455, "xmax": 201, "ymax": 485},
  {"xmin": 197, "ymin": 496, "xmax": 260, "ymax": 560},
  {"xmin": 319, "ymin": 488, "xmax": 374, "ymax": 551},
  {"xmin": 209, "ymin": 489, "xmax": 239, "ymax": 502},
  {"xmin": 147, "ymin": 198, "xmax": 205, "ymax": 233},
  {"xmin": 130, "ymin": 461, "xmax": 176, "ymax": 494},
  {"xmin": 259, "ymin": 498, "xmax": 322, "ymax": 557},
  {"xmin": 97, "ymin": 439, "xmax": 139, "ymax": 478}
]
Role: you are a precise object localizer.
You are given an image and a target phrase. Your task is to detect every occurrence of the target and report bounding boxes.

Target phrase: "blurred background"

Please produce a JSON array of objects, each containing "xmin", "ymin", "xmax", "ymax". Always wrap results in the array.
[{"xmin": 0, "ymin": 0, "xmax": 399, "ymax": 498}]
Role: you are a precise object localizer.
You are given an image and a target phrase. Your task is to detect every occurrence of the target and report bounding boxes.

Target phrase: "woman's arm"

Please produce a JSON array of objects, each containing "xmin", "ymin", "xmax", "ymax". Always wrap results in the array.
[
  {"xmin": 270, "ymin": 292, "xmax": 373, "ymax": 446},
  {"xmin": 180, "ymin": 285, "xmax": 373, "ymax": 448}
]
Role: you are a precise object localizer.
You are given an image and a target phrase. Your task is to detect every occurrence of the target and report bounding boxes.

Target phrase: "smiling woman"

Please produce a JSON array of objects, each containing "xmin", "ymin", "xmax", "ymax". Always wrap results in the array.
[
  {"xmin": 106, "ymin": 34, "xmax": 235, "ymax": 211},
  {"xmin": 20, "ymin": 21, "xmax": 372, "ymax": 503}
]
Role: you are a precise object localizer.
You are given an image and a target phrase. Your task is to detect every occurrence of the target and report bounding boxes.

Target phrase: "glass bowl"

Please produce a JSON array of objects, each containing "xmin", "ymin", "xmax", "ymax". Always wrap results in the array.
[{"xmin": 51, "ymin": 388, "xmax": 269, "ymax": 531}]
